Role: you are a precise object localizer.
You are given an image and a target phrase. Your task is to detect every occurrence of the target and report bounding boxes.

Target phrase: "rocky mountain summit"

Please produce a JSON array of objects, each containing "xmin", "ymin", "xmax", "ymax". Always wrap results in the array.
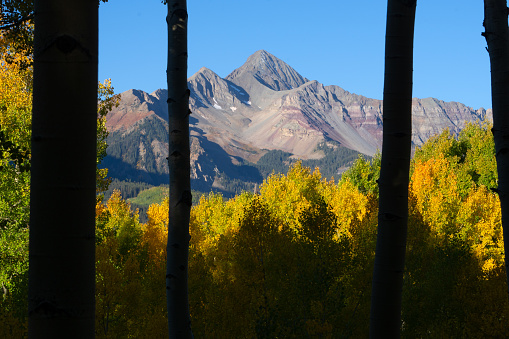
[{"xmin": 102, "ymin": 50, "xmax": 491, "ymax": 193}]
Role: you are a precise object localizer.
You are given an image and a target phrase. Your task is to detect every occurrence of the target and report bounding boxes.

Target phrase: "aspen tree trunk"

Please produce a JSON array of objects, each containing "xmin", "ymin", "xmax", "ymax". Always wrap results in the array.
[
  {"xmin": 28, "ymin": 0, "xmax": 97, "ymax": 337},
  {"xmin": 369, "ymin": 0, "xmax": 416, "ymax": 337},
  {"xmin": 483, "ymin": 0, "xmax": 509, "ymax": 302},
  {"xmin": 166, "ymin": 0, "xmax": 194, "ymax": 337}
]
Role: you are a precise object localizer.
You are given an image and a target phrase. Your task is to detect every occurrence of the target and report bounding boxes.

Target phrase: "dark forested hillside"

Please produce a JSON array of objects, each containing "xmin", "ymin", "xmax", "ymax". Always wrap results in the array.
[
  {"xmin": 102, "ymin": 128, "xmax": 364, "ymax": 198},
  {"xmin": 102, "ymin": 115, "xmax": 169, "ymax": 185},
  {"xmin": 255, "ymin": 142, "xmax": 362, "ymax": 180}
]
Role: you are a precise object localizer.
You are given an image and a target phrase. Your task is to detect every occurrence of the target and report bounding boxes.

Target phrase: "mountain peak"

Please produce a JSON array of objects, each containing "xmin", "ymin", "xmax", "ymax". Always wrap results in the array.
[
  {"xmin": 189, "ymin": 66, "xmax": 221, "ymax": 81},
  {"xmin": 226, "ymin": 50, "xmax": 309, "ymax": 91},
  {"xmin": 249, "ymin": 50, "xmax": 279, "ymax": 68}
]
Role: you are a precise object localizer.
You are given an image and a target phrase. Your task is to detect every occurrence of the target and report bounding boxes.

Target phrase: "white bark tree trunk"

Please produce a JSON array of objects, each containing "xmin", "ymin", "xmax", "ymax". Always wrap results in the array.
[
  {"xmin": 28, "ymin": 0, "xmax": 97, "ymax": 336},
  {"xmin": 484, "ymin": 0, "xmax": 509, "ymax": 304},
  {"xmin": 166, "ymin": 0, "xmax": 194, "ymax": 337},
  {"xmin": 370, "ymin": 0, "xmax": 416, "ymax": 337}
]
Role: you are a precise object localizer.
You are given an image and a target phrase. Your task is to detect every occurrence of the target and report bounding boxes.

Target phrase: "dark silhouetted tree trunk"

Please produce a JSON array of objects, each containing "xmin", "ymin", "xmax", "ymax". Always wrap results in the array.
[
  {"xmin": 166, "ymin": 0, "xmax": 193, "ymax": 337},
  {"xmin": 28, "ymin": 0, "xmax": 97, "ymax": 337},
  {"xmin": 370, "ymin": 0, "xmax": 416, "ymax": 337},
  {"xmin": 483, "ymin": 0, "xmax": 509, "ymax": 301}
]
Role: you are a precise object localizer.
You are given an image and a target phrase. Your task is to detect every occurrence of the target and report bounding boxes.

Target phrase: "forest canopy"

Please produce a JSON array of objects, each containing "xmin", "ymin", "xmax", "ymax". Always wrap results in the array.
[{"xmin": 92, "ymin": 123, "xmax": 509, "ymax": 337}]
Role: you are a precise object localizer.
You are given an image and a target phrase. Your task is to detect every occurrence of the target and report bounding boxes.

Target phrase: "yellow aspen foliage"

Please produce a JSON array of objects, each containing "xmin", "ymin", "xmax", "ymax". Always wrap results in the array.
[
  {"xmin": 189, "ymin": 192, "xmax": 253, "ymax": 300},
  {"xmin": 457, "ymin": 186, "xmax": 503, "ymax": 273},
  {"xmin": 191, "ymin": 192, "xmax": 231, "ymax": 245},
  {"xmin": 97, "ymin": 190, "xmax": 142, "ymax": 252},
  {"xmin": 0, "ymin": 21, "xmax": 33, "ymax": 70},
  {"xmin": 88, "ymin": 152, "xmax": 509, "ymax": 337},
  {"xmin": 95, "ymin": 235, "xmax": 144, "ymax": 338},
  {"xmin": 404, "ymin": 137, "xmax": 509, "ymax": 336},
  {"xmin": 412, "ymin": 128, "xmax": 458, "ymax": 164},
  {"xmin": 96, "ymin": 79, "xmax": 120, "ymax": 194},
  {"xmin": 189, "ymin": 194, "xmax": 256, "ymax": 338},
  {"xmin": 0, "ymin": 35, "xmax": 33, "ymax": 338},
  {"xmin": 95, "ymin": 197, "xmax": 108, "ymax": 218},
  {"xmin": 260, "ymin": 162, "xmax": 324, "ymax": 234},
  {"xmin": 0, "ymin": 36, "xmax": 32, "ymax": 229},
  {"xmin": 105, "ymin": 190, "xmax": 132, "ymax": 221},
  {"xmin": 0, "ymin": 35, "xmax": 31, "ymax": 150},
  {"xmin": 190, "ymin": 191, "xmax": 252, "ymax": 252},
  {"xmin": 136, "ymin": 198, "xmax": 170, "ymax": 337},
  {"xmin": 410, "ymin": 155, "xmax": 461, "ymax": 235},
  {"xmin": 188, "ymin": 167, "xmax": 378, "ymax": 337},
  {"xmin": 95, "ymin": 191, "xmax": 146, "ymax": 337},
  {"xmin": 191, "ymin": 193, "xmax": 223, "ymax": 240},
  {"xmin": 322, "ymin": 179, "xmax": 370, "ymax": 239},
  {"xmin": 95, "ymin": 235, "xmax": 124, "ymax": 336},
  {"xmin": 142, "ymin": 197, "xmax": 169, "ymax": 263},
  {"xmin": 227, "ymin": 197, "xmax": 281, "ymax": 337}
]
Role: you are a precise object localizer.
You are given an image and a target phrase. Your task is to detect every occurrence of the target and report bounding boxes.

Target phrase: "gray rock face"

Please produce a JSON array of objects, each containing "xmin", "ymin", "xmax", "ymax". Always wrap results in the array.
[
  {"xmin": 227, "ymin": 50, "xmax": 309, "ymax": 92},
  {"xmin": 103, "ymin": 50, "xmax": 491, "ymax": 187}
]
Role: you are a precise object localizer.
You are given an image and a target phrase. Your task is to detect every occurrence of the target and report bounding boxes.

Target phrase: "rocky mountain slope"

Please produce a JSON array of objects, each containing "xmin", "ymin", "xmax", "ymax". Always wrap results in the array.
[{"xmin": 101, "ymin": 50, "xmax": 491, "ymax": 194}]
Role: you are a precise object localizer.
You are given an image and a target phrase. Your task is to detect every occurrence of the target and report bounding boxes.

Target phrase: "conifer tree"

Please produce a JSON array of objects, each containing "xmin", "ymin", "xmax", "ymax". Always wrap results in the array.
[
  {"xmin": 165, "ymin": 0, "xmax": 194, "ymax": 337},
  {"xmin": 483, "ymin": 0, "xmax": 509, "ymax": 301},
  {"xmin": 28, "ymin": 0, "xmax": 98, "ymax": 336},
  {"xmin": 369, "ymin": 0, "xmax": 416, "ymax": 337}
]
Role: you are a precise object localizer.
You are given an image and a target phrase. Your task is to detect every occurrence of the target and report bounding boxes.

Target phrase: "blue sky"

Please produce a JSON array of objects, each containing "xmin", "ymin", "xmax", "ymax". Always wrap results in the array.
[{"xmin": 99, "ymin": 1, "xmax": 491, "ymax": 110}]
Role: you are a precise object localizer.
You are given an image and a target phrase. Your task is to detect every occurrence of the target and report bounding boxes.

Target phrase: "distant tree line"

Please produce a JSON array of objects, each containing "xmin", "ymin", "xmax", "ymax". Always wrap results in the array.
[{"xmin": 103, "ymin": 179, "xmax": 154, "ymax": 201}]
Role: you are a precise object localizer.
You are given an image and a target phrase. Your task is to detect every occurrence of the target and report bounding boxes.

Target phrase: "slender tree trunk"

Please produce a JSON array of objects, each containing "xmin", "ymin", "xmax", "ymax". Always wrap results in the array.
[
  {"xmin": 28, "ymin": 0, "xmax": 97, "ymax": 337},
  {"xmin": 166, "ymin": 0, "xmax": 193, "ymax": 337},
  {"xmin": 484, "ymin": 0, "xmax": 509, "ymax": 302},
  {"xmin": 369, "ymin": 0, "xmax": 416, "ymax": 337}
]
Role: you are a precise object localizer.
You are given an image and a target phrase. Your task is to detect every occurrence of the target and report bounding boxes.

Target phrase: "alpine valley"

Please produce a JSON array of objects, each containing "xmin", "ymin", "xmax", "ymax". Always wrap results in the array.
[{"xmin": 101, "ymin": 50, "xmax": 491, "ymax": 198}]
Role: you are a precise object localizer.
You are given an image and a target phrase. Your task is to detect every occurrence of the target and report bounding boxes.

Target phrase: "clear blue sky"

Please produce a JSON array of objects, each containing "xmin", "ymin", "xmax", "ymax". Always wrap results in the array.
[{"xmin": 99, "ymin": 0, "xmax": 491, "ymax": 110}]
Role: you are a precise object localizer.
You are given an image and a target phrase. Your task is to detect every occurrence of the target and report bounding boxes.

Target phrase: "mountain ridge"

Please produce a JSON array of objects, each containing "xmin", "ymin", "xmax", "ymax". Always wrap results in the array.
[{"xmin": 102, "ymin": 50, "xmax": 491, "ymax": 194}]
